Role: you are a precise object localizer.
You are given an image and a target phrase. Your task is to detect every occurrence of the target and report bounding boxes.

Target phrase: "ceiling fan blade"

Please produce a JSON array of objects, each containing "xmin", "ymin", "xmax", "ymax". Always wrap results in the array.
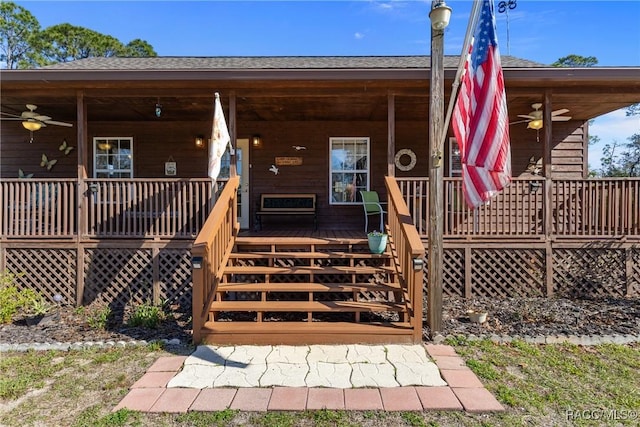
[
  {"xmin": 44, "ymin": 120, "xmax": 73, "ymax": 127},
  {"xmin": 517, "ymin": 114, "xmax": 534, "ymax": 119},
  {"xmin": 551, "ymin": 108, "xmax": 570, "ymax": 116},
  {"xmin": 509, "ymin": 119, "xmax": 529, "ymax": 125},
  {"xmin": 35, "ymin": 115, "xmax": 51, "ymax": 121},
  {"xmin": 0, "ymin": 117, "xmax": 23, "ymax": 121},
  {"xmin": 1, "ymin": 111, "xmax": 21, "ymax": 118},
  {"xmin": 551, "ymin": 116, "xmax": 572, "ymax": 121}
]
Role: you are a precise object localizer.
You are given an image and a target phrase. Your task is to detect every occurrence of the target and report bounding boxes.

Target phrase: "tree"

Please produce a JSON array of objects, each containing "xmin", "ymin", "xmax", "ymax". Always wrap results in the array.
[
  {"xmin": 1, "ymin": 2, "xmax": 156, "ymax": 68},
  {"xmin": 0, "ymin": 1, "xmax": 40, "ymax": 69},
  {"xmin": 551, "ymin": 54, "xmax": 598, "ymax": 67},
  {"xmin": 626, "ymin": 103, "xmax": 640, "ymax": 117},
  {"xmin": 600, "ymin": 134, "xmax": 640, "ymax": 177},
  {"xmin": 124, "ymin": 39, "xmax": 157, "ymax": 57},
  {"xmin": 36, "ymin": 23, "xmax": 127, "ymax": 64}
]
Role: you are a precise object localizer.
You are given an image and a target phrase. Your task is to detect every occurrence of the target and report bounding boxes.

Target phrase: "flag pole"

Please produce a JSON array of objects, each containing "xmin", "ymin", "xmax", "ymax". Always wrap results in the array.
[{"xmin": 438, "ymin": 0, "xmax": 482, "ymax": 153}]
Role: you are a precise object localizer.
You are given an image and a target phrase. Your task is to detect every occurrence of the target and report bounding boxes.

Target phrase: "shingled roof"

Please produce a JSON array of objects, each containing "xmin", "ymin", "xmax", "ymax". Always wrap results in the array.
[{"xmin": 42, "ymin": 55, "xmax": 546, "ymax": 70}]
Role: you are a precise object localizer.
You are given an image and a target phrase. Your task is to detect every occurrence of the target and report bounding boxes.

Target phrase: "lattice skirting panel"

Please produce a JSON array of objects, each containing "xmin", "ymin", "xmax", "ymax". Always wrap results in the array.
[
  {"xmin": 1, "ymin": 242, "xmax": 193, "ymax": 308},
  {"xmin": 553, "ymin": 248, "xmax": 627, "ymax": 298},
  {"xmin": 83, "ymin": 248, "xmax": 155, "ymax": 306},
  {"xmin": 159, "ymin": 249, "xmax": 192, "ymax": 309},
  {"xmin": 424, "ymin": 243, "xmax": 639, "ymax": 299},
  {"xmin": 4, "ymin": 248, "xmax": 77, "ymax": 305},
  {"xmin": 471, "ymin": 248, "xmax": 546, "ymax": 298}
]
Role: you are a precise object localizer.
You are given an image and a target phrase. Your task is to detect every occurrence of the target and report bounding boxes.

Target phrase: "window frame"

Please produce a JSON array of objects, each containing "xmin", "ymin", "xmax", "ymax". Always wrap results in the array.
[
  {"xmin": 329, "ymin": 137, "xmax": 370, "ymax": 205},
  {"xmin": 93, "ymin": 137, "xmax": 134, "ymax": 178}
]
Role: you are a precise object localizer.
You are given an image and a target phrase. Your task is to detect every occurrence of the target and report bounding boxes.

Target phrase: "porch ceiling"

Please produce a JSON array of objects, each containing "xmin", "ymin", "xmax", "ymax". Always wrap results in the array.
[{"xmin": 1, "ymin": 82, "xmax": 639, "ymax": 124}]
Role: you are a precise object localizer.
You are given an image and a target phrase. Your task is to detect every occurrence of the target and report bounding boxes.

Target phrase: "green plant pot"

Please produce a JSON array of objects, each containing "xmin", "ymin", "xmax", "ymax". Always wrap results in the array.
[{"xmin": 368, "ymin": 234, "xmax": 388, "ymax": 254}]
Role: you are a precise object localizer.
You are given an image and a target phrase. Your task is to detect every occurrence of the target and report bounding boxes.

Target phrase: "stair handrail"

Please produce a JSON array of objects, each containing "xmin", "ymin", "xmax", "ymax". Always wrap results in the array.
[
  {"xmin": 385, "ymin": 176, "xmax": 426, "ymax": 343},
  {"xmin": 191, "ymin": 176, "xmax": 240, "ymax": 344}
]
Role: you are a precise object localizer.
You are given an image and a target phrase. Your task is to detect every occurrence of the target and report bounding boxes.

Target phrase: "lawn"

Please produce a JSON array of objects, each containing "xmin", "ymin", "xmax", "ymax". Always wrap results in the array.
[{"xmin": 1, "ymin": 339, "xmax": 638, "ymax": 426}]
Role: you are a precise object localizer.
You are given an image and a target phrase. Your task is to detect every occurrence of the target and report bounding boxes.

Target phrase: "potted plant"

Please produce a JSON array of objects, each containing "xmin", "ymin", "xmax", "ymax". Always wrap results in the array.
[{"xmin": 367, "ymin": 230, "xmax": 388, "ymax": 254}]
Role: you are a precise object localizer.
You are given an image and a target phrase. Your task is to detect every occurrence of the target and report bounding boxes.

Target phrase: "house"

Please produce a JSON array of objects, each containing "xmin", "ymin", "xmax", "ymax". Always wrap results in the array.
[{"xmin": 1, "ymin": 56, "xmax": 639, "ymax": 344}]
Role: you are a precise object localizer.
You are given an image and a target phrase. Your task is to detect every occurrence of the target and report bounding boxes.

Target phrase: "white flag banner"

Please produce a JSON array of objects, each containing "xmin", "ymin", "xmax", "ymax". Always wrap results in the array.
[{"xmin": 208, "ymin": 92, "xmax": 230, "ymax": 182}]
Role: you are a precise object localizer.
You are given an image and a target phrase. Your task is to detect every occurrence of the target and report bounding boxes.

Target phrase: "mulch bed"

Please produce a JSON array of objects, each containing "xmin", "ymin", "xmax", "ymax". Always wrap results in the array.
[{"xmin": 1, "ymin": 297, "xmax": 639, "ymax": 345}]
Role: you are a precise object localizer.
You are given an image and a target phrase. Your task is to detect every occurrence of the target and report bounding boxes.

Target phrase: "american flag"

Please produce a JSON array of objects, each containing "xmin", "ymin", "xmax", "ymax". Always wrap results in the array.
[
  {"xmin": 208, "ymin": 93, "xmax": 230, "ymax": 183},
  {"xmin": 451, "ymin": 0, "xmax": 511, "ymax": 209}
]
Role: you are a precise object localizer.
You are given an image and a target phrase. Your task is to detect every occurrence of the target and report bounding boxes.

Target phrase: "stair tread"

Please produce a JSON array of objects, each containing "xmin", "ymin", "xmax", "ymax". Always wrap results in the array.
[
  {"xmin": 235, "ymin": 236, "xmax": 368, "ymax": 245},
  {"xmin": 210, "ymin": 300, "xmax": 406, "ymax": 312},
  {"xmin": 217, "ymin": 282, "xmax": 402, "ymax": 292},
  {"xmin": 230, "ymin": 251, "xmax": 389, "ymax": 259},
  {"xmin": 202, "ymin": 321, "xmax": 413, "ymax": 333},
  {"xmin": 224, "ymin": 265, "xmax": 395, "ymax": 274}
]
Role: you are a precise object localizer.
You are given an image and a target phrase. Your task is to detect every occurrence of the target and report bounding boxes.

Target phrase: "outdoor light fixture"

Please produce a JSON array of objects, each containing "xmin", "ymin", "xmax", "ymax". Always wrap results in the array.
[
  {"xmin": 527, "ymin": 119, "xmax": 543, "ymax": 130},
  {"xmin": 251, "ymin": 135, "xmax": 262, "ymax": 148},
  {"xmin": 429, "ymin": 1, "xmax": 452, "ymax": 30},
  {"xmin": 155, "ymin": 98, "xmax": 162, "ymax": 118},
  {"xmin": 22, "ymin": 120, "xmax": 42, "ymax": 131},
  {"xmin": 195, "ymin": 135, "xmax": 205, "ymax": 148}
]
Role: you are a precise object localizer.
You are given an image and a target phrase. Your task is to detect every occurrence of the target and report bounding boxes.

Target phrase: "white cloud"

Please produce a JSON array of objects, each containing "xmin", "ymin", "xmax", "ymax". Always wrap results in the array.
[
  {"xmin": 354, "ymin": 32, "xmax": 365, "ymax": 40},
  {"xmin": 588, "ymin": 108, "xmax": 640, "ymax": 171}
]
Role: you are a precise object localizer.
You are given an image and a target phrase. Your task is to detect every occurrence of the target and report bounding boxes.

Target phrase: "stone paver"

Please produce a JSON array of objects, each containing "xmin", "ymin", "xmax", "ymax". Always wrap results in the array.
[
  {"xmin": 379, "ymin": 387, "xmax": 423, "ymax": 411},
  {"xmin": 394, "ymin": 361, "xmax": 447, "ymax": 386},
  {"xmin": 149, "ymin": 388, "xmax": 199, "ymax": 413},
  {"xmin": 230, "ymin": 388, "xmax": 272, "ymax": 411},
  {"xmin": 147, "ymin": 356, "xmax": 187, "ymax": 372},
  {"xmin": 351, "ymin": 362, "xmax": 399, "ymax": 387},
  {"xmin": 431, "ymin": 355, "xmax": 467, "ymax": 370},
  {"xmin": 424, "ymin": 344, "xmax": 458, "ymax": 357},
  {"xmin": 131, "ymin": 371, "xmax": 176, "ymax": 388},
  {"xmin": 214, "ymin": 363, "xmax": 267, "ymax": 387},
  {"xmin": 268, "ymin": 387, "xmax": 309, "ymax": 411},
  {"xmin": 346, "ymin": 344, "xmax": 388, "ymax": 363},
  {"xmin": 167, "ymin": 365, "xmax": 223, "ymax": 388},
  {"xmin": 306, "ymin": 388, "xmax": 345, "ymax": 410},
  {"xmin": 439, "ymin": 369, "xmax": 485, "ymax": 388},
  {"xmin": 344, "ymin": 388, "xmax": 384, "ymax": 410},
  {"xmin": 415, "ymin": 386, "xmax": 464, "ymax": 410},
  {"xmin": 189, "ymin": 388, "xmax": 237, "ymax": 412},
  {"xmin": 306, "ymin": 361, "xmax": 353, "ymax": 388},
  {"xmin": 307, "ymin": 344, "xmax": 349, "ymax": 363},
  {"xmin": 260, "ymin": 363, "xmax": 309, "ymax": 387},
  {"xmin": 452, "ymin": 387, "xmax": 505, "ymax": 412},
  {"xmin": 113, "ymin": 388, "xmax": 164, "ymax": 412}
]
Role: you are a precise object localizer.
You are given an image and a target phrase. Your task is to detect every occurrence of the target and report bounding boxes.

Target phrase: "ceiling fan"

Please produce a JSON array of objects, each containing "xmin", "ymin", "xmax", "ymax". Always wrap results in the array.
[
  {"xmin": 0, "ymin": 104, "xmax": 73, "ymax": 131},
  {"xmin": 511, "ymin": 103, "xmax": 572, "ymax": 130}
]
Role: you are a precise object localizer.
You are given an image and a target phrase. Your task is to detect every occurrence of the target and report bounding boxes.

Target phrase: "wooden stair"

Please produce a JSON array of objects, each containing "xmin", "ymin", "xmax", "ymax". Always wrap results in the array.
[{"xmin": 198, "ymin": 236, "xmax": 418, "ymax": 345}]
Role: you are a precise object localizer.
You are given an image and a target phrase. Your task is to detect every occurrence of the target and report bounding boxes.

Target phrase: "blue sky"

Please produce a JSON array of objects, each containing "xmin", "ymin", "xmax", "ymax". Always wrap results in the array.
[{"xmin": 14, "ymin": 0, "xmax": 640, "ymax": 170}]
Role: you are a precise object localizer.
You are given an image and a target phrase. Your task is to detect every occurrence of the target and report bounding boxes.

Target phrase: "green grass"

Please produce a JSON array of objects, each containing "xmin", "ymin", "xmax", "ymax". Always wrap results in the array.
[{"xmin": 1, "ymin": 341, "xmax": 639, "ymax": 426}]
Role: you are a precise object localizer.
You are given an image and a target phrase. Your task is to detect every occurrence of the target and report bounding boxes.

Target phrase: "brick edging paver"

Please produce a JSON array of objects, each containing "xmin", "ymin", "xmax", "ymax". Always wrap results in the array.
[{"xmin": 113, "ymin": 344, "xmax": 504, "ymax": 413}]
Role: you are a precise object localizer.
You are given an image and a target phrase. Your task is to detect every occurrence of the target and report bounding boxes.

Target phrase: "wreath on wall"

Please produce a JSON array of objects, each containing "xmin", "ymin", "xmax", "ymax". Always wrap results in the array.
[{"xmin": 394, "ymin": 148, "xmax": 417, "ymax": 171}]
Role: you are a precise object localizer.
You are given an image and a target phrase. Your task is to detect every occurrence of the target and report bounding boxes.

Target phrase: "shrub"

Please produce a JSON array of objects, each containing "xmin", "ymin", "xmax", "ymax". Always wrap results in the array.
[
  {"xmin": 87, "ymin": 304, "xmax": 112, "ymax": 330},
  {"xmin": 0, "ymin": 270, "xmax": 52, "ymax": 323},
  {"xmin": 127, "ymin": 301, "xmax": 166, "ymax": 329}
]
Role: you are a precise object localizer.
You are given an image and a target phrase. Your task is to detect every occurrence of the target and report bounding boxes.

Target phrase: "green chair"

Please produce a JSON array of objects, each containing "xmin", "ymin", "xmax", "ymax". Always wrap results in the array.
[{"xmin": 359, "ymin": 190, "xmax": 387, "ymax": 233}]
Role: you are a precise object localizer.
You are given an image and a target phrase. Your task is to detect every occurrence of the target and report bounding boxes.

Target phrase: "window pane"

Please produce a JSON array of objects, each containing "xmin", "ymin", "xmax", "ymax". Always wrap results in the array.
[{"xmin": 329, "ymin": 137, "xmax": 369, "ymax": 205}]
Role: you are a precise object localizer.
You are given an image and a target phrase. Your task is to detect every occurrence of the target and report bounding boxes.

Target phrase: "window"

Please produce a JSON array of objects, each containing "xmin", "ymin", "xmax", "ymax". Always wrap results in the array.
[
  {"xmin": 329, "ymin": 137, "xmax": 369, "ymax": 205},
  {"xmin": 93, "ymin": 137, "xmax": 133, "ymax": 178},
  {"xmin": 449, "ymin": 137, "xmax": 462, "ymax": 177}
]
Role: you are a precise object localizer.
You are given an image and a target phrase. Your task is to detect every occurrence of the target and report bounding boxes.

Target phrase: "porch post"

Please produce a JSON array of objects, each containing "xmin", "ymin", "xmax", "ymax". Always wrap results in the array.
[
  {"xmin": 229, "ymin": 91, "xmax": 237, "ymax": 177},
  {"xmin": 427, "ymin": 0, "xmax": 449, "ymax": 336},
  {"xmin": 75, "ymin": 91, "xmax": 88, "ymax": 306},
  {"xmin": 543, "ymin": 90, "xmax": 554, "ymax": 296},
  {"xmin": 387, "ymin": 92, "xmax": 396, "ymax": 177}
]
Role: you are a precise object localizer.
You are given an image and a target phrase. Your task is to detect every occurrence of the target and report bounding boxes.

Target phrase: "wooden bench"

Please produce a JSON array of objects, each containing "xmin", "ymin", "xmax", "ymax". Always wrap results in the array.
[{"xmin": 255, "ymin": 193, "xmax": 317, "ymax": 230}]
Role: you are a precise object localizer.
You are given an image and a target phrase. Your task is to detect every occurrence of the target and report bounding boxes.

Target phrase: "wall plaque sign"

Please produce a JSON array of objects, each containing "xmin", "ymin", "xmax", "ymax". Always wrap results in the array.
[{"xmin": 275, "ymin": 156, "xmax": 303, "ymax": 166}]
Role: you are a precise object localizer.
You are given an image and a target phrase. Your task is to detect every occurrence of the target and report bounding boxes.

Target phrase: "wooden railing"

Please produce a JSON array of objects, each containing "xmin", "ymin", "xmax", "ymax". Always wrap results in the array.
[
  {"xmin": 191, "ymin": 176, "xmax": 239, "ymax": 344},
  {"xmin": 397, "ymin": 177, "xmax": 640, "ymax": 239},
  {"xmin": 85, "ymin": 178, "xmax": 214, "ymax": 238},
  {"xmin": 385, "ymin": 176, "xmax": 425, "ymax": 342},
  {"xmin": 1, "ymin": 179, "xmax": 77, "ymax": 238}
]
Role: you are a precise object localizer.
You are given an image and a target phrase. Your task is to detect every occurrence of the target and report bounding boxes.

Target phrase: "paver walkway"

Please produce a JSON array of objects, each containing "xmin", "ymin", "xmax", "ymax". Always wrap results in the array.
[{"xmin": 114, "ymin": 344, "xmax": 504, "ymax": 413}]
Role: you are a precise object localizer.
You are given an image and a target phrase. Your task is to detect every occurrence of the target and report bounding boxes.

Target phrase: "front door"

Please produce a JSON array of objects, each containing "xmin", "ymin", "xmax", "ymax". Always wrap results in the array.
[
  {"xmin": 220, "ymin": 138, "xmax": 250, "ymax": 229},
  {"xmin": 236, "ymin": 139, "xmax": 250, "ymax": 229}
]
